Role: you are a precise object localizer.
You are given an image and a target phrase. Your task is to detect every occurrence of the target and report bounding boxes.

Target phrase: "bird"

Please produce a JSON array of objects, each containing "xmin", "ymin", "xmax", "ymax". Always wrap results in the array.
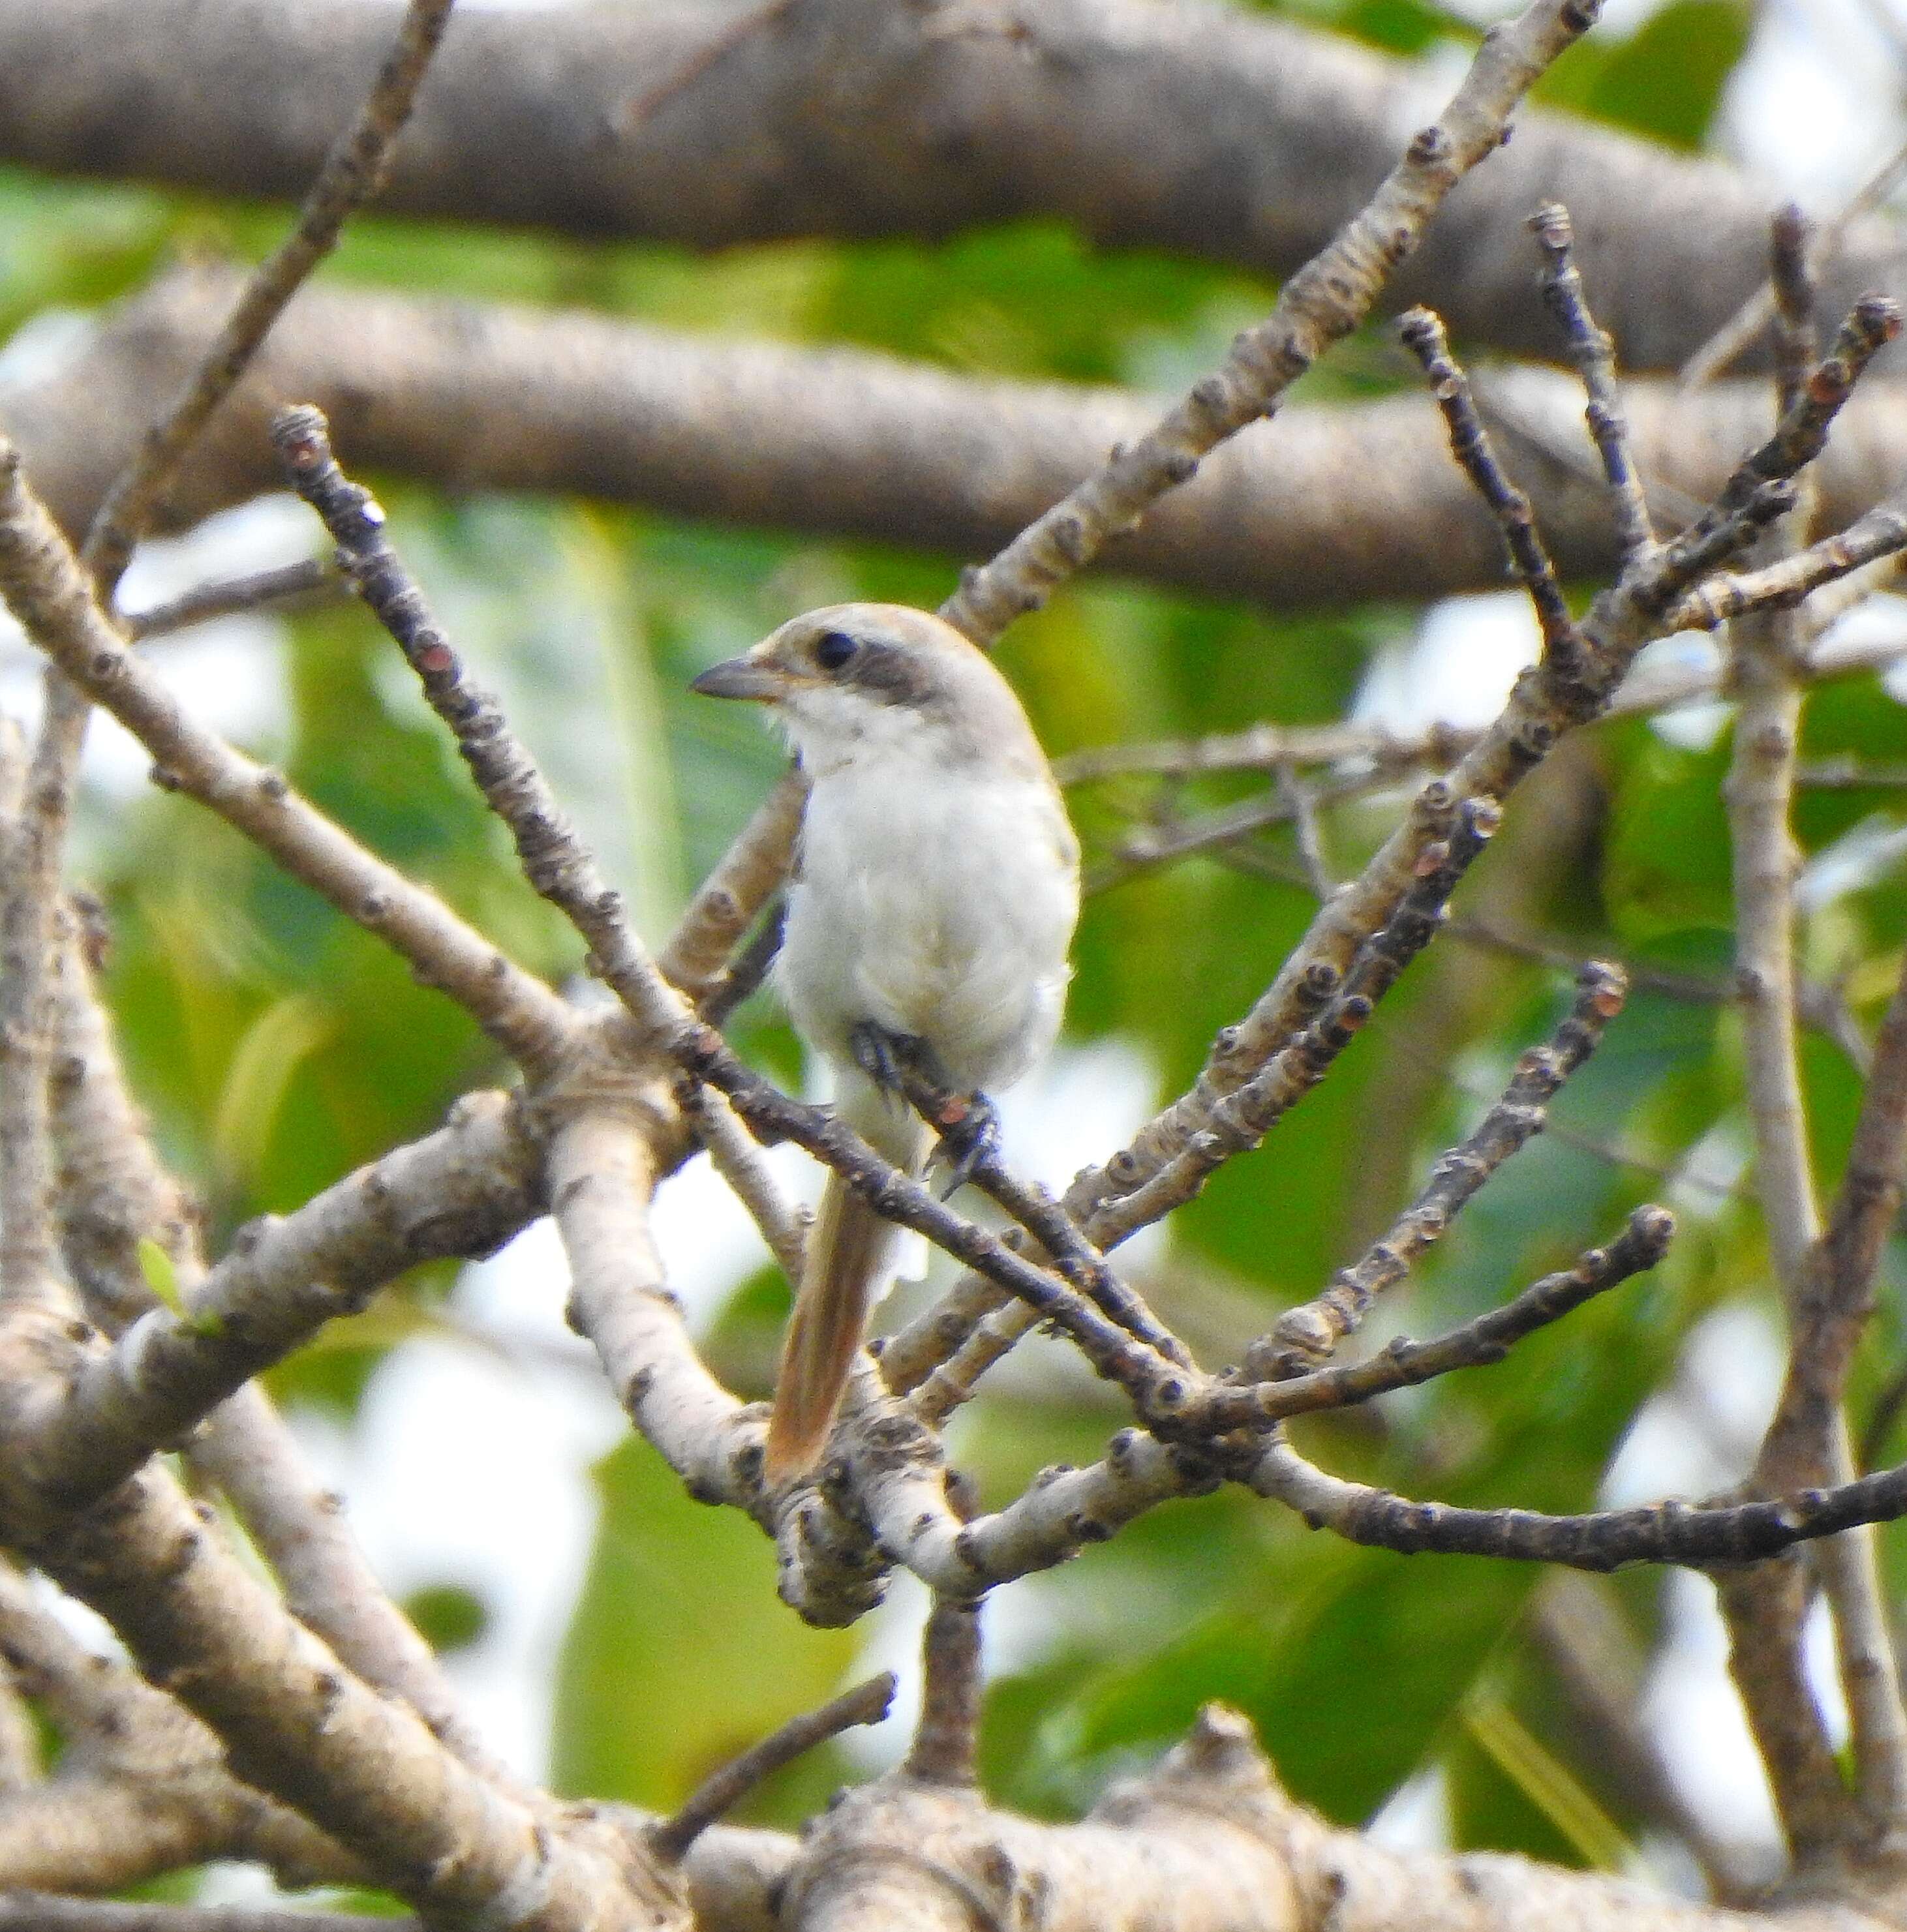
[{"xmin": 692, "ymin": 603, "xmax": 1080, "ymax": 1483}]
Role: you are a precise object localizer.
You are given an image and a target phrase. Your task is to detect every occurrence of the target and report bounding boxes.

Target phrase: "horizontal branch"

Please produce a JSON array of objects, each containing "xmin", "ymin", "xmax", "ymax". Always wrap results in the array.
[
  {"xmin": 1054, "ymin": 622, "xmax": 1907, "ymax": 785},
  {"xmin": 14, "ymin": 269, "xmax": 1907, "ymax": 613},
  {"xmin": 785, "ymin": 1700, "xmax": 1874, "ymax": 1932},
  {"xmin": 0, "ymin": 0, "xmax": 1895, "ymax": 372}
]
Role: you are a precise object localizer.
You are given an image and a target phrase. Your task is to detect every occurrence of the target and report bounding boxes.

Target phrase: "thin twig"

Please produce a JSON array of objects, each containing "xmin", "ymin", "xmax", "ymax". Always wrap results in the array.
[
  {"xmin": 1277, "ymin": 762, "xmax": 1335, "ymax": 899},
  {"xmin": 0, "ymin": 437, "xmax": 574, "ymax": 1072},
  {"xmin": 904, "ymin": 1595, "xmax": 983, "ymax": 1787},
  {"xmin": 658, "ymin": 780, "xmax": 804, "ymax": 1004},
  {"xmin": 1680, "ymin": 137, "xmax": 1907, "ymax": 390},
  {"xmin": 1664, "ymin": 496, "xmax": 1907, "ymax": 634},
  {"xmin": 1531, "ymin": 202, "xmax": 1653, "ymax": 564},
  {"xmin": 938, "ymin": 0, "xmax": 1603, "ymax": 644},
  {"xmin": 1054, "ymin": 624, "xmax": 1907, "ymax": 789},
  {"xmin": 80, "ymin": 0, "xmax": 457, "ymax": 597},
  {"xmin": 1711, "ymin": 210, "xmax": 1865, "ymax": 1859},
  {"xmin": 696, "ymin": 897, "xmax": 787, "ymax": 1027},
  {"xmin": 1049, "ymin": 284, "xmax": 1866, "ymax": 1300},
  {"xmin": 682, "ymin": 1080, "xmax": 810, "ymax": 1284},
  {"xmin": 1259, "ymin": 962, "xmax": 1629, "ymax": 1374},
  {"xmin": 650, "ymin": 1671, "xmax": 895, "ymax": 1860},
  {"xmin": 1203, "ymin": 1208, "xmax": 1671, "ymax": 1432},
  {"xmin": 123, "ymin": 556, "xmax": 341, "ymax": 641},
  {"xmin": 618, "ymin": 0, "xmax": 799, "ymax": 130},
  {"xmin": 883, "ymin": 1049, "xmax": 1190, "ymax": 1367},
  {"xmin": 1399, "ymin": 305, "xmax": 1583, "ymax": 678},
  {"xmin": 1091, "ymin": 797, "xmax": 1502, "ymax": 1250}
]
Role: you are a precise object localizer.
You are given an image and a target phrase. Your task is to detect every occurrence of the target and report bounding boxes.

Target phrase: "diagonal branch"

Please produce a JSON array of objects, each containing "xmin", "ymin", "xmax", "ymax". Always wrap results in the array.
[
  {"xmin": 78, "ymin": 0, "xmax": 457, "ymax": 599},
  {"xmin": 939, "ymin": 0, "xmax": 1604, "ymax": 644},
  {"xmin": 1260, "ymin": 963, "xmax": 1628, "ymax": 1374},
  {"xmin": 0, "ymin": 439, "xmax": 574, "ymax": 1072}
]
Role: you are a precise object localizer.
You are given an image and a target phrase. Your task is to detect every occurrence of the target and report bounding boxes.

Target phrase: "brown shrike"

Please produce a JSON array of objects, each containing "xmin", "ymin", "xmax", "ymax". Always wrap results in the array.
[{"xmin": 692, "ymin": 604, "xmax": 1080, "ymax": 1482}]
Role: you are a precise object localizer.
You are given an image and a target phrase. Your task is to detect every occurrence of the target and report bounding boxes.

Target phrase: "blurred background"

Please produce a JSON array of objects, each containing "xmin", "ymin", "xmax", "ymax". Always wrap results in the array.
[{"xmin": 1, "ymin": 0, "xmax": 1904, "ymax": 1909}]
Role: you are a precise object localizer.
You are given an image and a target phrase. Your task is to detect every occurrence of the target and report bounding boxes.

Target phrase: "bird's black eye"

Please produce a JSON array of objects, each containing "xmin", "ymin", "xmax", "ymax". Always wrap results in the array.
[{"xmin": 814, "ymin": 629, "xmax": 858, "ymax": 672}]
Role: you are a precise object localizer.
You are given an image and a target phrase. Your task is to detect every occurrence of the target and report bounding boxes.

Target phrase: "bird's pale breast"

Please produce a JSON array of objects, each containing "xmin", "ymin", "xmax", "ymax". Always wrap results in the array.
[{"xmin": 780, "ymin": 756, "xmax": 1076, "ymax": 1095}]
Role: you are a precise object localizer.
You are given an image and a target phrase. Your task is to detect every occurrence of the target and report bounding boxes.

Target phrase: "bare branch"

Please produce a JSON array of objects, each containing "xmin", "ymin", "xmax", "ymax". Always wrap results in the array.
[
  {"xmin": 652, "ymin": 1672, "xmax": 896, "ymax": 1862},
  {"xmin": 0, "ymin": 1905, "xmax": 403, "ymax": 1932},
  {"xmin": 938, "ymin": 0, "xmax": 1603, "ymax": 643},
  {"xmin": 1401, "ymin": 305, "xmax": 1581, "ymax": 674},
  {"xmin": 31, "ymin": 1089, "xmax": 542, "ymax": 1523},
  {"xmin": 25, "ymin": 1462, "xmax": 664, "ymax": 1927},
  {"xmin": 1263, "ymin": 961, "xmax": 1628, "ymax": 1374},
  {"xmin": 1054, "ymin": 623, "xmax": 1907, "ymax": 787},
  {"xmin": 48, "ymin": 910, "xmax": 508, "ymax": 1781},
  {"xmin": 904, "ymin": 1596, "xmax": 984, "ymax": 1790},
  {"xmin": 1221, "ymin": 1209, "xmax": 1673, "ymax": 1428},
  {"xmin": 681, "ymin": 1081, "xmax": 810, "ymax": 1286},
  {"xmin": 1531, "ymin": 202, "xmax": 1654, "ymax": 563},
  {"xmin": 0, "ymin": 438, "xmax": 574, "ymax": 1071},
  {"xmin": 0, "ymin": 0, "xmax": 1887, "ymax": 375},
  {"xmin": 78, "ymin": 0, "xmax": 457, "ymax": 599},
  {"xmin": 1090, "ymin": 797, "xmax": 1502, "ymax": 1250},
  {"xmin": 23, "ymin": 265, "xmax": 1907, "ymax": 618},
  {"xmin": 1682, "ymin": 145, "xmax": 1907, "ymax": 389},
  {"xmin": 123, "ymin": 556, "xmax": 342, "ymax": 641},
  {"xmin": 1056, "ymin": 289, "xmax": 1893, "ymax": 1302}
]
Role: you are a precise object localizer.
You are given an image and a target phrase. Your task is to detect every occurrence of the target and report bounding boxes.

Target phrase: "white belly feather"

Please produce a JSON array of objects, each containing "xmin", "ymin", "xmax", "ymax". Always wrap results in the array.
[{"xmin": 779, "ymin": 758, "xmax": 1077, "ymax": 1096}]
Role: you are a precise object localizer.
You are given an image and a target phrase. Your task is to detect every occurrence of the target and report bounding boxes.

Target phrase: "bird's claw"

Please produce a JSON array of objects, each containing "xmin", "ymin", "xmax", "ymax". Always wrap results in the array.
[
  {"xmin": 850, "ymin": 1021, "xmax": 923, "ymax": 1093},
  {"xmin": 848, "ymin": 1022, "xmax": 995, "ymax": 1194},
  {"xmin": 933, "ymin": 1091, "xmax": 1000, "ymax": 1198}
]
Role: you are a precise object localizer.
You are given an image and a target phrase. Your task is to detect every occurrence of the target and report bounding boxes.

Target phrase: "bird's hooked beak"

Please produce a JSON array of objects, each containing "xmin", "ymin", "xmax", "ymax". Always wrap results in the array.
[{"xmin": 691, "ymin": 652, "xmax": 789, "ymax": 702}]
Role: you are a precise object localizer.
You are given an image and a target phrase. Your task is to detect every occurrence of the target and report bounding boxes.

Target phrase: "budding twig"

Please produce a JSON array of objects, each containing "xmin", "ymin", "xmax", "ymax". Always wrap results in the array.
[
  {"xmin": 1261, "ymin": 962, "xmax": 1628, "ymax": 1373},
  {"xmin": 1531, "ymin": 202, "xmax": 1654, "ymax": 564}
]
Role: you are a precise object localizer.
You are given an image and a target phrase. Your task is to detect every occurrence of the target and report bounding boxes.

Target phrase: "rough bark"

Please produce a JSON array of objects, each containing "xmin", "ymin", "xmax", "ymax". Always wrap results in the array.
[
  {"xmin": 9, "ymin": 266, "xmax": 1907, "ymax": 612},
  {"xmin": 0, "ymin": 0, "xmax": 1896, "ymax": 374}
]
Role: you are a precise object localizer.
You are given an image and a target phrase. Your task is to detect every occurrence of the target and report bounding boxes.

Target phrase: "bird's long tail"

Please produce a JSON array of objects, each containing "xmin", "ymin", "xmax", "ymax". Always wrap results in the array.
[{"xmin": 764, "ymin": 1076, "xmax": 928, "ymax": 1483}]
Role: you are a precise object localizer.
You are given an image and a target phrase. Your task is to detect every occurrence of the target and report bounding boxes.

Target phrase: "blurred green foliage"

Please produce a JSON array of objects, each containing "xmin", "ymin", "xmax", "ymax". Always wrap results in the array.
[{"xmin": 0, "ymin": 0, "xmax": 1898, "ymax": 1896}]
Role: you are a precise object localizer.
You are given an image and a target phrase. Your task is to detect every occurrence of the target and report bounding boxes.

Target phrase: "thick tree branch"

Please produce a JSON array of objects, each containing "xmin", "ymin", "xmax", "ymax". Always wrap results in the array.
[
  {"xmin": 0, "ymin": 0, "xmax": 1897, "ymax": 375},
  {"xmin": 780, "ymin": 1701, "xmax": 1888, "ymax": 1932},
  {"xmin": 48, "ymin": 909, "xmax": 510, "ymax": 1781},
  {"xmin": 938, "ymin": 0, "xmax": 1602, "ymax": 641},
  {"xmin": 23, "ymin": 1087, "xmax": 542, "ymax": 1528},
  {"xmin": 23, "ymin": 1460, "xmax": 677, "ymax": 1929},
  {"xmin": 14, "ymin": 269, "xmax": 1907, "ymax": 616},
  {"xmin": 0, "ymin": 1561, "xmax": 362, "ymax": 1894}
]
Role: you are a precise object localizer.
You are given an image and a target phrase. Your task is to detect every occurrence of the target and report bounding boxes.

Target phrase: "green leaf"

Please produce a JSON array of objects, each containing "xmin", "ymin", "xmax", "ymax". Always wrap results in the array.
[
  {"xmin": 211, "ymin": 992, "xmax": 337, "ymax": 1188},
  {"xmin": 551, "ymin": 1439, "xmax": 857, "ymax": 1815},
  {"xmin": 1583, "ymin": 0, "xmax": 1753, "ymax": 151},
  {"xmin": 136, "ymin": 1237, "xmax": 183, "ymax": 1318},
  {"xmin": 1536, "ymin": 0, "xmax": 1752, "ymax": 151},
  {"xmin": 401, "ymin": 1582, "xmax": 491, "ymax": 1656}
]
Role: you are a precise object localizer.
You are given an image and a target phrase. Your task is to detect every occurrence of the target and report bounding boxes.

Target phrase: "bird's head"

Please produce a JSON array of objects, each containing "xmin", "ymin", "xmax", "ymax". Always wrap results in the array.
[{"xmin": 691, "ymin": 603, "xmax": 1041, "ymax": 775}]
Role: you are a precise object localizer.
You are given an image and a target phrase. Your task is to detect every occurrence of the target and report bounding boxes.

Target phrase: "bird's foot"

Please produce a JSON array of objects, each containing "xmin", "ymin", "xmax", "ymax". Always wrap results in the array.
[
  {"xmin": 930, "ymin": 1090, "xmax": 1000, "ymax": 1199},
  {"xmin": 847, "ymin": 1023, "xmax": 996, "ymax": 1196},
  {"xmin": 849, "ymin": 1021, "xmax": 925, "ymax": 1094}
]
